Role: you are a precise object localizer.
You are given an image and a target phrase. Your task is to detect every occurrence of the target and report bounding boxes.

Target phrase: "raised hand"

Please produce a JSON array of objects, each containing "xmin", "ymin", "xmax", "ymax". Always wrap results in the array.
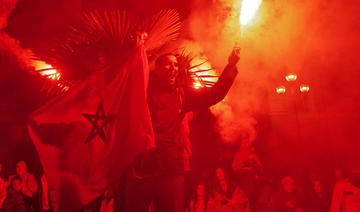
[{"xmin": 228, "ymin": 46, "xmax": 241, "ymax": 66}]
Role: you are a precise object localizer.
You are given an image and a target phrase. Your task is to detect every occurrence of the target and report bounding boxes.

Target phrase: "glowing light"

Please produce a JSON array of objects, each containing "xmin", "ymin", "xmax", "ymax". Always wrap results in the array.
[
  {"xmin": 285, "ymin": 73, "xmax": 297, "ymax": 82},
  {"xmin": 189, "ymin": 57, "xmax": 218, "ymax": 89},
  {"xmin": 276, "ymin": 86, "xmax": 286, "ymax": 94},
  {"xmin": 193, "ymin": 82, "xmax": 202, "ymax": 90},
  {"xmin": 240, "ymin": 0, "xmax": 262, "ymax": 26},
  {"xmin": 32, "ymin": 60, "xmax": 61, "ymax": 81},
  {"xmin": 300, "ymin": 84, "xmax": 310, "ymax": 92},
  {"xmin": 57, "ymin": 83, "xmax": 70, "ymax": 92}
]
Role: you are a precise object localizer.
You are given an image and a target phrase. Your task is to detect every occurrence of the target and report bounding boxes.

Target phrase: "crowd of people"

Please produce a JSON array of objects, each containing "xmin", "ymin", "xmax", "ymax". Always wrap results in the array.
[
  {"xmin": 0, "ymin": 161, "xmax": 49, "ymax": 212},
  {"xmin": 188, "ymin": 167, "xmax": 360, "ymax": 212},
  {"xmin": 185, "ymin": 167, "xmax": 331, "ymax": 212},
  {"xmin": 1, "ymin": 157, "xmax": 359, "ymax": 212}
]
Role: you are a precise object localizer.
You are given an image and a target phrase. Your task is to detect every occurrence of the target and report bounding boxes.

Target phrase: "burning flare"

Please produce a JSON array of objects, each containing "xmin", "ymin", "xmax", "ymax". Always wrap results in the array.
[{"xmin": 239, "ymin": 0, "xmax": 262, "ymax": 26}]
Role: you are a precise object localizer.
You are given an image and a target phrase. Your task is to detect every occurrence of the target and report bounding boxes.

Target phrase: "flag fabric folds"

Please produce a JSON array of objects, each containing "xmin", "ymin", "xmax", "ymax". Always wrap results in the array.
[{"xmin": 28, "ymin": 45, "xmax": 154, "ymax": 211}]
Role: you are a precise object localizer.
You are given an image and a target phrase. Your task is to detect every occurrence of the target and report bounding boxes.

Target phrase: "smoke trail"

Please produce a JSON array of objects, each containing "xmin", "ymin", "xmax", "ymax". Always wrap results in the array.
[{"xmin": 187, "ymin": 0, "xmax": 261, "ymax": 143}]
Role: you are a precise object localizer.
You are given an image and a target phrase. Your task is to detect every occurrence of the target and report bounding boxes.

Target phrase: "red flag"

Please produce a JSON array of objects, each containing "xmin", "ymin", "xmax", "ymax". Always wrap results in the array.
[{"xmin": 28, "ymin": 45, "xmax": 154, "ymax": 211}]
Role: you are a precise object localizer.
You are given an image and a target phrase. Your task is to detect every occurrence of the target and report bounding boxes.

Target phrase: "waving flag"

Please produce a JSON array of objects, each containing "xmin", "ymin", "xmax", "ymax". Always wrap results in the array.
[{"xmin": 28, "ymin": 45, "xmax": 154, "ymax": 211}]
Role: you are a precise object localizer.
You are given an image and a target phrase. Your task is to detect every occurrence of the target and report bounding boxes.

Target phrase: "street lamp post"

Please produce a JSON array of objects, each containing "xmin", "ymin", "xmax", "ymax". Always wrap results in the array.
[{"xmin": 275, "ymin": 73, "xmax": 310, "ymax": 141}]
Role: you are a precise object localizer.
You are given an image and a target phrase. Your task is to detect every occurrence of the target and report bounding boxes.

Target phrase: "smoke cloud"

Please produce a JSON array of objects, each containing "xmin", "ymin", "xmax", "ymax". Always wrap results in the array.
[
  {"xmin": 186, "ymin": 0, "xmax": 360, "ymax": 168},
  {"xmin": 4, "ymin": 0, "xmax": 360, "ymax": 170}
]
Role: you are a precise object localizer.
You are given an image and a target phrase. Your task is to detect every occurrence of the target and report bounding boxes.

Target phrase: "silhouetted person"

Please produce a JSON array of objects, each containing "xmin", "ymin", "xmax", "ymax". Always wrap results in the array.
[
  {"xmin": 209, "ymin": 167, "xmax": 249, "ymax": 212},
  {"xmin": 10, "ymin": 161, "xmax": 38, "ymax": 212},
  {"xmin": 330, "ymin": 169, "xmax": 360, "ymax": 212},
  {"xmin": 273, "ymin": 176, "xmax": 304, "ymax": 212},
  {"xmin": 124, "ymin": 47, "xmax": 240, "ymax": 212},
  {"xmin": 189, "ymin": 182, "xmax": 213, "ymax": 212},
  {"xmin": 255, "ymin": 179, "xmax": 275, "ymax": 212},
  {"xmin": 0, "ymin": 176, "xmax": 26, "ymax": 212},
  {"xmin": 308, "ymin": 180, "xmax": 330, "ymax": 212}
]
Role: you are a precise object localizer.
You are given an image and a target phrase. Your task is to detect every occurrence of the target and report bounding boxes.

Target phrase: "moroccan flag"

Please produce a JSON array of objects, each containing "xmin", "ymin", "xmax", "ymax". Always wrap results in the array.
[{"xmin": 28, "ymin": 45, "xmax": 154, "ymax": 211}]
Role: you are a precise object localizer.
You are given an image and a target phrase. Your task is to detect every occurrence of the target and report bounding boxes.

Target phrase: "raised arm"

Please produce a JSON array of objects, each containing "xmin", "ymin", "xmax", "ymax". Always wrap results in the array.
[{"xmin": 184, "ymin": 47, "xmax": 240, "ymax": 111}]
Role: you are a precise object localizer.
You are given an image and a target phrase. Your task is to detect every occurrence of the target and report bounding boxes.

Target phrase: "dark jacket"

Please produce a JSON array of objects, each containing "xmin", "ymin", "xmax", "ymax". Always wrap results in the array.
[
  {"xmin": 147, "ymin": 64, "xmax": 238, "ymax": 175},
  {"xmin": 0, "ymin": 189, "xmax": 26, "ymax": 212}
]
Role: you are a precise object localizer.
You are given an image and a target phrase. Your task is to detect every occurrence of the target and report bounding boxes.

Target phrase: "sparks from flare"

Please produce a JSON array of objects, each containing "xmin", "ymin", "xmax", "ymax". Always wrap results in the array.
[{"xmin": 32, "ymin": 60, "xmax": 61, "ymax": 81}]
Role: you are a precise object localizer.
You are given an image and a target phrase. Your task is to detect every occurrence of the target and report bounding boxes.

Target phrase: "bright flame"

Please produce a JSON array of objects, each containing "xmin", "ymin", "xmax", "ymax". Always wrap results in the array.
[
  {"xmin": 285, "ymin": 73, "xmax": 297, "ymax": 82},
  {"xmin": 189, "ymin": 57, "xmax": 218, "ymax": 89},
  {"xmin": 240, "ymin": 0, "xmax": 262, "ymax": 26},
  {"xmin": 276, "ymin": 86, "xmax": 286, "ymax": 94},
  {"xmin": 32, "ymin": 60, "xmax": 61, "ymax": 81},
  {"xmin": 300, "ymin": 84, "xmax": 310, "ymax": 92}
]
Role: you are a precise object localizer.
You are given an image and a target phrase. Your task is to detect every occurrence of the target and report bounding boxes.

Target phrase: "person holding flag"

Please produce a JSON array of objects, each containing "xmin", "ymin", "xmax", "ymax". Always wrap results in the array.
[{"xmin": 124, "ymin": 47, "xmax": 241, "ymax": 212}]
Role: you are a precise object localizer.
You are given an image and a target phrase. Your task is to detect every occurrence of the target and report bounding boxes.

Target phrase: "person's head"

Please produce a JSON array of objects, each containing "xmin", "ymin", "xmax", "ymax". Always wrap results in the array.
[
  {"xmin": 193, "ymin": 182, "xmax": 210, "ymax": 210},
  {"xmin": 16, "ymin": 161, "xmax": 28, "ymax": 176},
  {"xmin": 215, "ymin": 167, "xmax": 226, "ymax": 181},
  {"xmin": 196, "ymin": 183, "xmax": 206, "ymax": 197},
  {"xmin": 154, "ymin": 53, "xmax": 179, "ymax": 88},
  {"xmin": 0, "ymin": 177, "xmax": 6, "ymax": 194},
  {"xmin": 11, "ymin": 176, "xmax": 22, "ymax": 192},
  {"xmin": 281, "ymin": 176, "xmax": 295, "ymax": 193},
  {"xmin": 313, "ymin": 180, "xmax": 323, "ymax": 194}
]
